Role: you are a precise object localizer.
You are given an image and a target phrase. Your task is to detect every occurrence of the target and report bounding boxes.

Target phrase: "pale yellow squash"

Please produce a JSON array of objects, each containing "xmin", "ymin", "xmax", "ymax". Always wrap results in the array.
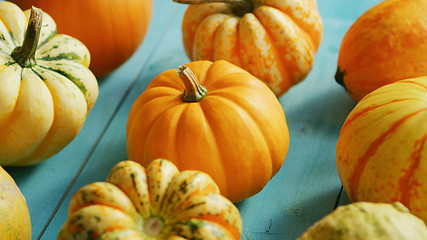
[{"xmin": 0, "ymin": 2, "xmax": 98, "ymax": 166}]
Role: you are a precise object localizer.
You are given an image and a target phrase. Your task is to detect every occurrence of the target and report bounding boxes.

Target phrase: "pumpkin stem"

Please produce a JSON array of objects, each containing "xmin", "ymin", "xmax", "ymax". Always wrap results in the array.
[
  {"xmin": 177, "ymin": 65, "xmax": 208, "ymax": 102},
  {"xmin": 11, "ymin": 6, "xmax": 43, "ymax": 68},
  {"xmin": 173, "ymin": 0, "xmax": 254, "ymax": 17},
  {"xmin": 335, "ymin": 66, "xmax": 347, "ymax": 90}
]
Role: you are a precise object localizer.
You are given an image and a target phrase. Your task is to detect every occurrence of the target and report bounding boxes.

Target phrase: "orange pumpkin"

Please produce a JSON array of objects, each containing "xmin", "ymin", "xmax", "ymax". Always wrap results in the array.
[
  {"xmin": 126, "ymin": 60, "xmax": 290, "ymax": 203},
  {"xmin": 0, "ymin": 166, "xmax": 31, "ymax": 239},
  {"xmin": 336, "ymin": 76, "xmax": 427, "ymax": 223},
  {"xmin": 11, "ymin": 0, "xmax": 153, "ymax": 78},
  {"xmin": 335, "ymin": 0, "xmax": 427, "ymax": 102},
  {"xmin": 174, "ymin": 0, "xmax": 323, "ymax": 96}
]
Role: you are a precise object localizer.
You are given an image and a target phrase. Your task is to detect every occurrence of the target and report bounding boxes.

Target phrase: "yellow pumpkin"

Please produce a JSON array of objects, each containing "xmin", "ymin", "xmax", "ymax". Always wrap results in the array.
[
  {"xmin": 127, "ymin": 60, "xmax": 290, "ymax": 203},
  {"xmin": 58, "ymin": 159, "xmax": 242, "ymax": 240},
  {"xmin": 335, "ymin": 0, "xmax": 427, "ymax": 102},
  {"xmin": 0, "ymin": 166, "xmax": 31, "ymax": 240},
  {"xmin": 174, "ymin": 0, "xmax": 323, "ymax": 96},
  {"xmin": 0, "ymin": 2, "xmax": 98, "ymax": 166},
  {"xmin": 336, "ymin": 76, "xmax": 427, "ymax": 223}
]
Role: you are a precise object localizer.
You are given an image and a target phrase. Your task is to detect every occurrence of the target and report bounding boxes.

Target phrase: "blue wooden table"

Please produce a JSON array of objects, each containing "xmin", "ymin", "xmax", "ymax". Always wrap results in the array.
[{"xmin": 5, "ymin": 0, "xmax": 383, "ymax": 239}]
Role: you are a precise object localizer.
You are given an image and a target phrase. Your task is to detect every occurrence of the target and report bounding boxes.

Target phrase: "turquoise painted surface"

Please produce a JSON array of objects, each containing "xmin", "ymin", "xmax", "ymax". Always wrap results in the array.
[{"xmin": 3, "ymin": 0, "xmax": 382, "ymax": 239}]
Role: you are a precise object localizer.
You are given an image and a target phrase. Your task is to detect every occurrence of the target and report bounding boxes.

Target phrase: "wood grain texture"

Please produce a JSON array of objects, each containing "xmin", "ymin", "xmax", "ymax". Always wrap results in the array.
[{"xmin": 3, "ymin": 0, "xmax": 383, "ymax": 239}]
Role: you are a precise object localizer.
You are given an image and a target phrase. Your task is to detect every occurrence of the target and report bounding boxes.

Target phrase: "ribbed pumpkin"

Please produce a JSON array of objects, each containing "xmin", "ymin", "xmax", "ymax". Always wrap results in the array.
[
  {"xmin": 0, "ymin": 166, "xmax": 31, "ymax": 240},
  {"xmin": 58, "ymin": 159, "xmax": 242, "ymax": 240},
  {"xmin": 174, "ymin": 0, "xmax": 323, "ymax": 96},
  {"xmin": 298, "ymin": 202, "xmax": 427, "ymax": 240},
  {"xmin": 0, "ymin": 2, "xmax": 98, "ymax": 166},
  {"xmin": 11, "ymin": 0, "xmax": 153, "ymax": 78},
  {"xmin": 335, "ymin": 0, "xmax": 427, "ymax": 102},
  {"xmin": 127, "ymin": 60, "xmax": 289, "ymax": 203},
  {"xmin": 336, "ymin": 77, "xmax": 427, "ymax": 223}
]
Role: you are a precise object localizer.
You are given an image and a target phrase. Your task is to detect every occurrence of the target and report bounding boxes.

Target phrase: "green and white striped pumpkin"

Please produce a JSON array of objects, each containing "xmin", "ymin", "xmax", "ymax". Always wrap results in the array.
[
  {"xmin": 0, "ymin": 2, "xmax": 98, "ymax": 166},
  {"xmin": 58, "ymin": 159, "xmax": 242, "ymax": 240}
]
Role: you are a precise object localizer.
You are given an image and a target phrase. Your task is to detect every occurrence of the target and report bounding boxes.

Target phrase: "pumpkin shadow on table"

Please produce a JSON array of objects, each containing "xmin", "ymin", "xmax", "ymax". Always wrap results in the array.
[
  {"xmin": 280, "ymin": 81, "xmax": 357, "ymax": 139},
  {"xmin": 4, "ymin": 164, "xmax": 42, "ymax": 183}
]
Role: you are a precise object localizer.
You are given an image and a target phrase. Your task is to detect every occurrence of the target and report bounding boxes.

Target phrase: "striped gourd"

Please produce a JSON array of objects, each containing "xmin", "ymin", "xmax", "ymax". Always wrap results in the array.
[
  {"xmin": 58, "ymin": 159, "xmax": 242, "ymax": 240},
  {"xmin": 0, "ymin": 2, "xmax": 98, "ymax": 166},
  {"xmin": 336, "ymin": 76, "xmax": 427, "ymax": 223}
]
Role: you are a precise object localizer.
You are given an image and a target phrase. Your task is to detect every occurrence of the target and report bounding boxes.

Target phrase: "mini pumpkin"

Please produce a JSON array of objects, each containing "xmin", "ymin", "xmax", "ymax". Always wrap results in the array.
[
  {"xmin": 0, "ymin": 166, "xmax": 31, "ymax": 240},
  {"xmin": 126, "ymin": 60, "xmax": 290, "ymax": 203},
  {"xmin": 336, "ymin": 76, "xmax": 427, "ymax": 223},
  {"xmin": 298, "ymin": 202, "xmax": 427, "ymax": 240},
  {"xmin": 0, "ymin": 2, "xmax": 98, "ymax": 166},
  {"xmin": 335, "ymin": 0, "xmax": 427, "ymax": 101},
  {"xmin": 174, "ymin": 0, "xmax": 323, "ymax": 96},
  {"xmin": 11, "ymin": 0, "xmax": 153, "ymax": 78},
  {"xmin": 58, "ymin": 159, "xmax": 242, "ymax": 240}
]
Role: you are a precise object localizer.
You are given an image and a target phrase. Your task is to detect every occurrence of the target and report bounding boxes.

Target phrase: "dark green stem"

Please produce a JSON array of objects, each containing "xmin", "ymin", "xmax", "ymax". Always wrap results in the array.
[
  {"xmin": 173, "ymin": 0, "xmax": 254, "ymax": 17},
  {"xmin": 11, "ymin": 6, "xmax": 43, "ymax": 68},
  {"xmin": 177, "ymin": 65, "xmax": 208, "ymax": 102}
]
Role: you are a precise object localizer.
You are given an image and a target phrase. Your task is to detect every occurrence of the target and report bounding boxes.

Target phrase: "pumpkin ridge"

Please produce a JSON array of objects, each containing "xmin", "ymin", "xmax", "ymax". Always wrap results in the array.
[
  {"xmin": 262, "ymin": 0, "xmax": 323, "ymax": 44},
  {"xmin": 262, "ymin": 5, "xmax": 314, "ymax": 47},
  {"xmin": 7, "ymin": 30, "xmax": 18, "ymax": 48},
  {"xmin": 197, "ymin": 98, "xmax": 232, "ymax": 197},
  {"xmin": 349, "ymin": 108, "xmax": 427, "ymax": 201},
  {"xmin": 37, "ymin": 52, "xmax": 82, "ymax": 62},
  {"xmin": 0, "ymin": 29, "xmax": 17, "ymax": 50},
  {"xmin": 398, "ymin": 133, "xmax": 426, "ymax": 207},
  {"xmin": 401, "ymin": 79, "xmax": 427, "ymax": 91},
  {"xmin": 261, "ymin": 6, "xmax": 317, "ymax": 86},
  {"xmin": 143, "ymin": 104, "xmax": 187, "ymax": 166},
  {"xmin": 208, "ymin": 91, "xmax": 274, "ymax": 164},
  {"xmin": 128, "ymin": 95, "xmax": 182, "ymax": 163},
  {"xmin": 201, "ymin": 94, "xmax": 272, "ymax": 196},
  {"xmin": 237, "ymin": 13, "xmax": 272, "ymax": 87},
  {"xmin": 28, "ymin": 67, "xmax": 44, "ymax": 81},
  {"xmin": 212, "ymin": 17, "xmax": 241, "ymax": 67},
  {"xmin": 35, "ymin": 64, "xmax": 87, "ymax": 95},
  {"xmin": 342, "ymin": 98, "xmax": 417, "ymax": 130},
  {"xmin": 127, "ymin": 88, "xmax": 182, "ymax": 133},
  {"xmin": 36, "ymin": 29, "xmax": 58, "ymax": 50},
  {"xmin": 253, "ymin": 8, "xmax": 294, "ymax": 87},
  {"xmin": 107, "ymin": 161, "xmax": 152, "ymax": 219}
]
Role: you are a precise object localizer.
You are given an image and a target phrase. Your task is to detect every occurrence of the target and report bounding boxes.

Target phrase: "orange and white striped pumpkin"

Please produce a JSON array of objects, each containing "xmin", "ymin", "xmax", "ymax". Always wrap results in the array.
[
  {"xmin": 336, "ymin": 76, "xmax": 427, "ymax": 223},
  {"xmin": 175, "ymin": 0, "xmax": 323, "ymax": 96}
]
